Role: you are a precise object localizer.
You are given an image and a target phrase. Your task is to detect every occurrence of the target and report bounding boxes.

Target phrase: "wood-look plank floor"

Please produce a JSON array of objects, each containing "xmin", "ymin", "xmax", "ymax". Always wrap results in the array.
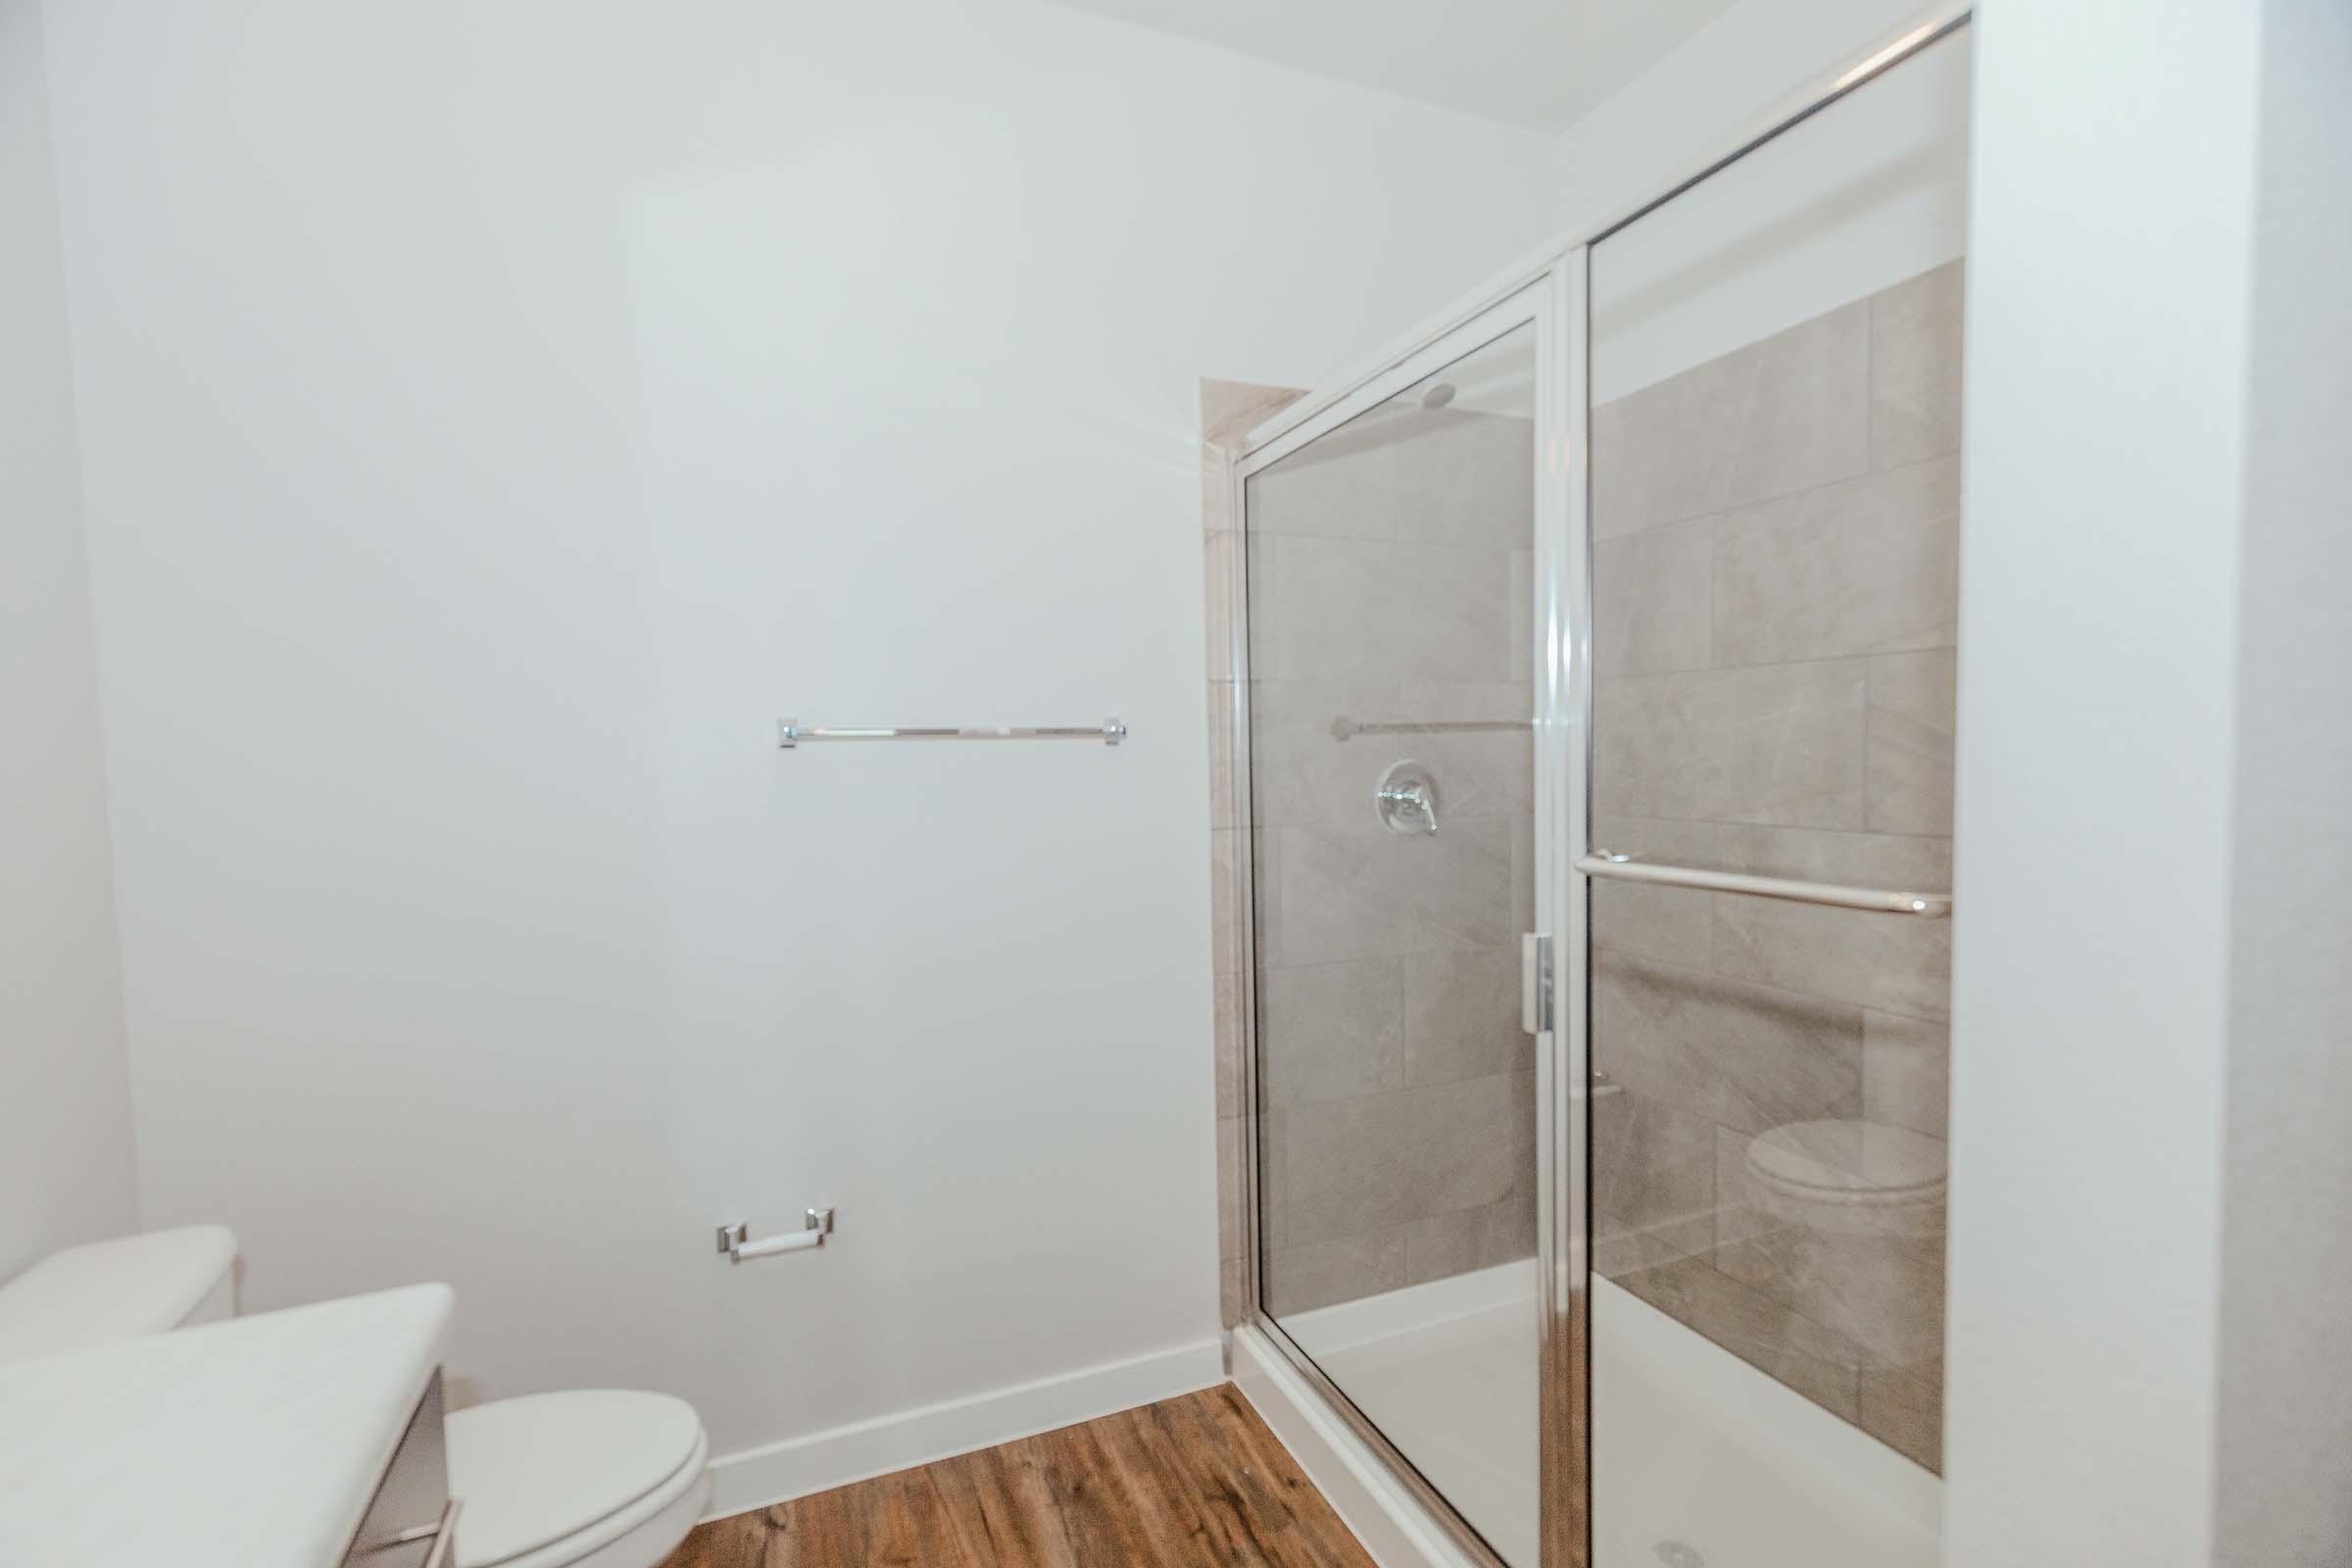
[{"xmin": 666, "ymin": 1385, "xmax": 1376, "ymax": 1568}]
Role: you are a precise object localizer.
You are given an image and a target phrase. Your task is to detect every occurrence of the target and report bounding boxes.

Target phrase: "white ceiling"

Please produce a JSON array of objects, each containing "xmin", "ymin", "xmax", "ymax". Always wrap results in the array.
[{"xmin": 1042, "ymin": 0, "xmax": 1743, "ymax": 134}]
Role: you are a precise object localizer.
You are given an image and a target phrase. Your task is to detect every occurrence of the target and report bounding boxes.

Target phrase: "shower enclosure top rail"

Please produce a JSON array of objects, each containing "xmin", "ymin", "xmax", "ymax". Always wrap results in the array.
[
  {"xmin": 777, "ymin": 718, "xmax": 1125, "ymax": 748},
  {"xmin": 1227, "ymin": 3, "xmax": 1973, "ymax": 469},
  {"xmin": 1330, "ymin": 715, "xmax": 1533, "ymax": 741},
  {"xmin": 1578, "ymin": 851, "xmax": 1952, "ymax": 917}
]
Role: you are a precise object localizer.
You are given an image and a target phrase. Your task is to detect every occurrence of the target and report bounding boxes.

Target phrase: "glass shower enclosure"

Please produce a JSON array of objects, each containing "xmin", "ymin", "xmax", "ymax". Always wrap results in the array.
[
  {"xmin": 1226, "ymin": 13, "xmax": 1969, "ymax": 1568},
  {"xmin": 1242, "ymin": 311, "xmax": 1558, "ymax": 1568}
]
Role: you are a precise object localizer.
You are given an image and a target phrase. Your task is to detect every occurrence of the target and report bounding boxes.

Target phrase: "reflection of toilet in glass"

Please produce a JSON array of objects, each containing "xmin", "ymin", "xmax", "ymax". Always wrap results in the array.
[{"xmin": 1737, "ymin": 1120, "xmax": 1947, "ymax": 1370}]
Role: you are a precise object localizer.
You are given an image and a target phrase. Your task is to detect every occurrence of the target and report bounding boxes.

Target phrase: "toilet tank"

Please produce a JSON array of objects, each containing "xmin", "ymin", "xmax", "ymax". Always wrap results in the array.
[{"xmin": 0, "ymin": 1225, "xmax": 237, "ymax": 1366}]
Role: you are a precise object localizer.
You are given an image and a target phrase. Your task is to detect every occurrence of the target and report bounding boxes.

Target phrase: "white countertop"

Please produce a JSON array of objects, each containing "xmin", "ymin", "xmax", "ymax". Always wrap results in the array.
[{"xmin": 0, "ymin": 1282, "xmax": 452, "ymax": 1568}]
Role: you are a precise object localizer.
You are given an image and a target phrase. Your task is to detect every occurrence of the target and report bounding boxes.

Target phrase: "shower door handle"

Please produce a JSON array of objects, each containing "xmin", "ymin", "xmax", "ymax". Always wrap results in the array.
[{"xmin": 1521, "ymin": 933, "xmax": 1552, "ymax": 1035}]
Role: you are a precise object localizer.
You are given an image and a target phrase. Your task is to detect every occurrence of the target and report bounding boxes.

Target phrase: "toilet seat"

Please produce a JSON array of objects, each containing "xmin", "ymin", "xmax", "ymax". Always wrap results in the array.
[{"xmin": 448, "ymin": 1390, "xmax": 710, "ymax": 1568}]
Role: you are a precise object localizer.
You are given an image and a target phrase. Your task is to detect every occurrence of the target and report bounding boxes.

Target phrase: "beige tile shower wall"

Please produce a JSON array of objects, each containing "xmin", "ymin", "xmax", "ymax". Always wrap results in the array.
[
  {"xmin": 1244, "ymin": 406, "xmax": 1539, "ymax": 1320},
  {"xmin": 1201, "ymin": 379, "xmax": 1304, "ymax": 1329},
  {"xmin": 1589, "ymin": 261, "xmax": 1963, "ymax": 1472}
]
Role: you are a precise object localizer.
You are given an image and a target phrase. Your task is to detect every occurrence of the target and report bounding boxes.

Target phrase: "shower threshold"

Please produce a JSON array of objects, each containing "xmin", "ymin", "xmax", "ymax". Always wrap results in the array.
[{"xmin": 1269, "ymin": 1263, "xmax": 1940, "ymax": 1568}]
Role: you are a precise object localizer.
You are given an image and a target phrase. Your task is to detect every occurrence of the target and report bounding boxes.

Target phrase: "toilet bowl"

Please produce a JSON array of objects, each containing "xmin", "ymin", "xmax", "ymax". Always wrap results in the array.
[{"xmin": 0, "ymin": 1228, "xmax": 710, "ymax": 1568}]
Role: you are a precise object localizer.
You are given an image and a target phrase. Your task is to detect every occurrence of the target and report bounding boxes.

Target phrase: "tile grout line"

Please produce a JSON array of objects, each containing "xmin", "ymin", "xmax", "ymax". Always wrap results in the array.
[
  {"xmin": 1591, "ymin": 436, "xmax": 1961, "ymax": 546},
  {"xmin": 1593, "ymin": 640, "xmax": 1960, "ymax": 683},
  {"xmin": 1592, "ymin": 941, "xmax": 1951, "ymax": 1031}
]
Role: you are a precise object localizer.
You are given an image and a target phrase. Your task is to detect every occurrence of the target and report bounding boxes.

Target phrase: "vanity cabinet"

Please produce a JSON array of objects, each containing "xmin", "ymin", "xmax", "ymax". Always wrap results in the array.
[{"xmin": 340, "ymin": 1370, "xmax": 458, "ymax": 1568}]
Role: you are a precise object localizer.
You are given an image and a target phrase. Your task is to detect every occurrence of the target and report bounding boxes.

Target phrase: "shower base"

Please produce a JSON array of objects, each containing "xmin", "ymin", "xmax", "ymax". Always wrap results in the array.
[{"xmin": 1272, "ymin": 1262, "xmax": 1939, "ymax": 1568}]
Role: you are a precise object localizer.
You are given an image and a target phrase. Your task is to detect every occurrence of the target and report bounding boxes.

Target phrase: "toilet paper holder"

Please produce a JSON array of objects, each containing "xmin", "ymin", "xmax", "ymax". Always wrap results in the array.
[{"xmin": 716, "ymin": 1207, "xmax": 834, "ymax": 1263}]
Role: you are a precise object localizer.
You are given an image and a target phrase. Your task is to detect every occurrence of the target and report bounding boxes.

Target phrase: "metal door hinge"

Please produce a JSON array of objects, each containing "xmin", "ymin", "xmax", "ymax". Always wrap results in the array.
[{"xmin": 1521, "ymin": 933, "xmax": 1553, "ymax": 1035}]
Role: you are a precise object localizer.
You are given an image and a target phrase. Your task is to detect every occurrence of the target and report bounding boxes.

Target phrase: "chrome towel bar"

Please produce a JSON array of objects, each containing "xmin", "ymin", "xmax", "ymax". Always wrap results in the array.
[
  {"xmin": 1577, "ymin": 851, "xmax": 1951, "ymax": 917},
  {"xmin": 778, "ymin": 718, "xmax": 1125, "ymax": 748},
  {"xmin": 1330, "ymin": 715, "xmax": 1532, "ymax": 742}
]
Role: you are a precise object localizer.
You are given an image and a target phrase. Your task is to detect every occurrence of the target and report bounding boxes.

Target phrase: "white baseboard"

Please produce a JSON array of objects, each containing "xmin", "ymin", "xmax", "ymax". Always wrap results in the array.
[
  {"xmin": 701, "ymin": 1337, "xmax": 1225, "ymax": 1522},
  {"xmin": 1228, "ymin": 1323, "xmax": 1487, "ymax": 1568}
]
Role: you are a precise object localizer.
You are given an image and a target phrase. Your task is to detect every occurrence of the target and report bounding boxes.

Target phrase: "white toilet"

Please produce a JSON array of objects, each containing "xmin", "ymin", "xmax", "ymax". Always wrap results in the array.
[
  {"xmin": 444, "ymin": 1390, "xmax": 709, "ymax": 1568},
  {"xmin": 0, "ymin": 1227, "xmax": 710, "ymax": 1568}
]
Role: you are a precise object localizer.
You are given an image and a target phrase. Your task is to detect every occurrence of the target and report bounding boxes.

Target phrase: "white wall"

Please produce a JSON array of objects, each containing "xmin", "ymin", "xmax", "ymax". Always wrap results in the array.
[
  {"xmin": 2213, "ymin": 0, "xmax": 2352, "ymax": 1558},
  {"xmin": 1552, "ymin": 0, "xmax": 1957, "ymax": 246},
  {"xmin": 1590, "ymin": 23, "xmax": 1968, "ymax": 400},
  {"xmin": 0, "ymin": 0, "xmax": 138, "ymax": 1280},
  {"xmin": 40, "ymin": 0, "xmax": 1567, "ymax": 1476},
  {"xmin": 1943, "ymin": 1, "xmax": 2263, "ymax": 1561},
  {"xmin": 1272, "ymin": 0, "xmax": 1951, "ymax": 414}
]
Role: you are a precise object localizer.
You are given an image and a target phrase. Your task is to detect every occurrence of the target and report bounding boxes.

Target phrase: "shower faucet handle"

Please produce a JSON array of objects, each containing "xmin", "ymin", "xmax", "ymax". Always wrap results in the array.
[
  {"xmin": 1375, "ymin": 761, "xmax": 1439, "ymax": 835},
  {"xmin": 1379, "ymin": 779, "xmax": 1437, "ymax": 829}
]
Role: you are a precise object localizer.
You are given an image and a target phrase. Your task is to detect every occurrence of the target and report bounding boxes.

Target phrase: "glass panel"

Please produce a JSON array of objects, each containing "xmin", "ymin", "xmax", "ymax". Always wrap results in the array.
[
  {"xmin": 1586, "ymin": 31, "xmax": 1967, "ymax": 1568},
  {"xmin": 1246, "ymin": 321, "xmax": 1540, "ymax": 1567}
]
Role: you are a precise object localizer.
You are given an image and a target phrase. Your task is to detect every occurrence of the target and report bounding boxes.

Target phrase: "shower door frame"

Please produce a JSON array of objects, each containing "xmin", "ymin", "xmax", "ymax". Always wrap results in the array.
[
  {"xmin": 1227, "ymin": 270, "xmax": 1584, "ymax": 1568},
  {"xmin": 1222, "ymin": 9, "xmax": 1973, "ymax": 1565}
]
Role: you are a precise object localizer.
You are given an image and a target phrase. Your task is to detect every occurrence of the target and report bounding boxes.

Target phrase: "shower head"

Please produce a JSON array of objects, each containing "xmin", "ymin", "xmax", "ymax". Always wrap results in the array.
[{"xmin": 1420, "ymin": 381, "xmax": 1456, "ymax": 409}]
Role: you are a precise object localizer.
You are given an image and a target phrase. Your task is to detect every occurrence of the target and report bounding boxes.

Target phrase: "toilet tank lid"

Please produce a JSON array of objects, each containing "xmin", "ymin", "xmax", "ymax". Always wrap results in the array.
[{"xmin": 0, "ymin": 1225, "xmax": 237, "ymax": 1366}]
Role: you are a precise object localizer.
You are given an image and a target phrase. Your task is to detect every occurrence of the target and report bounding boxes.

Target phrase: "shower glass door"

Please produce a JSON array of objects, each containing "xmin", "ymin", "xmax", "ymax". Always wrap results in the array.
[
  {"xmin": 1584, "ymin": 25, "xmax": 1968, "ymax": 1568},
  {"xmin": 1240, "ymin": 296, "xmax": 1556, "ymax": 1568}
]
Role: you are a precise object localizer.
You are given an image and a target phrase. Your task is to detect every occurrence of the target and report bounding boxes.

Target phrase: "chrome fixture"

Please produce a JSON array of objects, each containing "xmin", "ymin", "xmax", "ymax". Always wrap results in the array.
[
  {"xmin": 361, "ymin": 1499, "xmax": 463, "ymax": 1568},
  {"xmin": 778, "ymin": 719, "xmax": 1125, "ymax": 748},
  {"xmin": 1375, "ymin": 760, "xmax": 1439, "ymax": 835},
  {"xmin": 1521, "ymin": 933, "xmax": 1554, "ymax": 1034},
  {"xmin": 1578, "ymin": 851, "xmax": 1952, "ymax": 917},
  {"xmin": 1331, "ymin": 714, "xmax": 1531, "ymax": 742},
  {"xmin": 421, "ymin": 1500, "xmax": 464, "ymax": 1568},
  {"xmin": 716, "ymin": 1207, "xmax": 835, "ymax": 1263}
]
